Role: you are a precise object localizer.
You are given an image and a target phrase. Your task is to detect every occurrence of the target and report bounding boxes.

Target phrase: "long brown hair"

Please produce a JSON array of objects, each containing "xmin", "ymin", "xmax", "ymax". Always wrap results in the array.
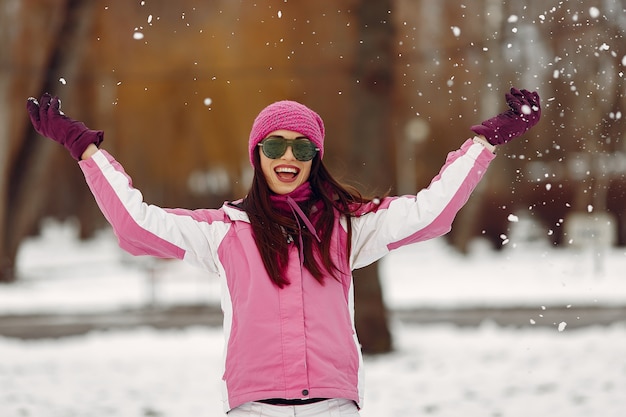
[{"xmin": 241, "ymin": 152, "xmax": 374, "ymax": 288}]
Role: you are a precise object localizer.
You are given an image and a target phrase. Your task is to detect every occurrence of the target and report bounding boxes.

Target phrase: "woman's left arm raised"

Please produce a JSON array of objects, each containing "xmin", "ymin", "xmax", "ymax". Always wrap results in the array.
[{"xmin": 349, "ymin": 88, "xmax": 541, "ymax": 269}]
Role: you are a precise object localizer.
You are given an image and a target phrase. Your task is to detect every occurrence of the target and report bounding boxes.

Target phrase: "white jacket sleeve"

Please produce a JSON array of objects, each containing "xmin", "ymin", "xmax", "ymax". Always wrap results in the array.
[{"xmin": 349, "ymin": 138, "xmax": 495, "ymax": 270}]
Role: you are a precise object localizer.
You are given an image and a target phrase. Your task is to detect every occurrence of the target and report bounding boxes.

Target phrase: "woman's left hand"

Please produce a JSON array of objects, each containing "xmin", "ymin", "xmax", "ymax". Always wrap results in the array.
[{"xmin": 470, "ymin": 88, "xmax": 541, "ymax": 145}]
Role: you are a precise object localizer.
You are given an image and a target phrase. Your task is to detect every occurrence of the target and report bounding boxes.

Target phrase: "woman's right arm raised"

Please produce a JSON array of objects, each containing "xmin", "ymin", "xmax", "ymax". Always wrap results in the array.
[{"xmin": 26, "ymin": 94, "xmax": 223, "ymax": 272}]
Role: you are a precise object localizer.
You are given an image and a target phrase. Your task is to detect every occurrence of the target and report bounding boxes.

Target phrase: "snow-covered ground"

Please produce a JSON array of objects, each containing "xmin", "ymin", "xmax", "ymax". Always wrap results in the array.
[{"xmin": 2, "ymin": 219, "xmax": 626, "ymax": 416}]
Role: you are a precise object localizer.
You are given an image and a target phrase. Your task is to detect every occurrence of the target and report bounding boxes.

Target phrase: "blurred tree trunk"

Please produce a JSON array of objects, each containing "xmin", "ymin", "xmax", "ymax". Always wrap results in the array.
[
  {"xmin": 0, "ymin": 1, "xmax": 17, "ymax": 281},
  {"xmin": 1, "ymin": 0, "xmax": 98, "ymax": 282},
  {"xmin": 447, "ymin": 0, "xmax": 506, "ymax": 254},
  {"xmin": 350, "ymin": 0, "xmax": 394, "ymax": 354}
]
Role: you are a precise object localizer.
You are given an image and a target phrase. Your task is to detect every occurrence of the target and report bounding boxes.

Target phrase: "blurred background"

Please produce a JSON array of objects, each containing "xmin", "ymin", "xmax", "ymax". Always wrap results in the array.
[{"xmin": 2, "ymin": 0, "xmax": 625, "ymax": 282}]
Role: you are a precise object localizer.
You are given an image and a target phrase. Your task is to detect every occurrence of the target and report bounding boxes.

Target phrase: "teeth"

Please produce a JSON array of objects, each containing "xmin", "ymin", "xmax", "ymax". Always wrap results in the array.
[{"xmin": 275, "ymin": 167, "xmax": 298, "ymax": 174}]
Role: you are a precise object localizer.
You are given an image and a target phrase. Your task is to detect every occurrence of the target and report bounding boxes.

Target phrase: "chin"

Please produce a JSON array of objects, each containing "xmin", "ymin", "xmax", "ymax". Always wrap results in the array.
[{"xmin": 271, "ymin": 181, "xmax": 301, "ymax": 195}]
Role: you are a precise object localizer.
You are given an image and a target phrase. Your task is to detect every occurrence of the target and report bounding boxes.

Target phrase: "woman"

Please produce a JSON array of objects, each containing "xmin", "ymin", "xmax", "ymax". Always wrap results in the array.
[{"xmin": 27, "ymin": 89, "xmax": 540, "ymax": 416}]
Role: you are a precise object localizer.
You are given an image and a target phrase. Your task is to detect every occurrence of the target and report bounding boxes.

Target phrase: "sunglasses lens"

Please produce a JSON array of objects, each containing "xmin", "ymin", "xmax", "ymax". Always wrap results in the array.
[
  {"xmin": 260, "ymin": 137, "xmax": 287, "ymax": 159},
  {"xmin": 292, "ymin": 141, "xmax": 317, "ymax": 161},
  {"xmin": 260, "ymin": 137, "xmax": 318, "ymax": 161}
]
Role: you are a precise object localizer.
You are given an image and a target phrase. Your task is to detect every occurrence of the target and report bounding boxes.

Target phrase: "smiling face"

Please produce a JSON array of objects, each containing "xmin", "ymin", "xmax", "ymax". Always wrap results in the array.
[{"xmin": 259, "ymin": 129, "xmax": 313, "ymax": 195}]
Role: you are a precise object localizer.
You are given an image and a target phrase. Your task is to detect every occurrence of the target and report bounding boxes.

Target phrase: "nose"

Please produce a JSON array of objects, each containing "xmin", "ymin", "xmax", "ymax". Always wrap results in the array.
[{"xmin": 281, "ymin": 144, "xmax": 296, "ymax": 160}]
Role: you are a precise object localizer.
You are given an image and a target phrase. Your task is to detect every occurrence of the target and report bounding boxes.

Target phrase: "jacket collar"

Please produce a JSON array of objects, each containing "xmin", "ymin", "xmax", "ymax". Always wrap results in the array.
[{"xmin": 223, "ymin": 200, "xmax": 250, "ymax": 222}]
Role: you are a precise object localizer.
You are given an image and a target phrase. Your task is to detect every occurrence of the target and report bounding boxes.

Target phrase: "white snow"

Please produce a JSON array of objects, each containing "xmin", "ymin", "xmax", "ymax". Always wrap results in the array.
[
  {"xmin": 589, "ymin": 7, "xmax": 601, "ymax": 19},
  {"xmin": 2, "ymin": 219, "xmax": 626, "ymax": 416}
]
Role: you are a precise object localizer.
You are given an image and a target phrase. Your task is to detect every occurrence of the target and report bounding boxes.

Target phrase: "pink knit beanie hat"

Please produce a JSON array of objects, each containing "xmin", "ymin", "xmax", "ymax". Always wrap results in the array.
[{"xmin": 248, "ymin": 100, "xmax": 325, "ymax": 166}]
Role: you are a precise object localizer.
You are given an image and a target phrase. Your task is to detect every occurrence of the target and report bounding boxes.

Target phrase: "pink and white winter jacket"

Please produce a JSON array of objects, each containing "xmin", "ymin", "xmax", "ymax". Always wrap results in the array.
[{"xmin": 78, "ymin": 138, "xmax": 494, "ymax": 413}]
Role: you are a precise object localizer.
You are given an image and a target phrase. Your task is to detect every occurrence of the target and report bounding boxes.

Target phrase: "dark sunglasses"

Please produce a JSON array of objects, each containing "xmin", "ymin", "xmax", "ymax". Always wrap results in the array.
[{"xmin": 258, "ymin": 136, "xmax": 319, "ymax": 161}]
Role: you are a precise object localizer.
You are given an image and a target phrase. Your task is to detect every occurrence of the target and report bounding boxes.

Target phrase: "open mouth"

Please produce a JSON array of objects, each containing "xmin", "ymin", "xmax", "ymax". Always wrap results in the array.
[{"xmin": 275, "ymin": 166, "xmax": 300, "ymax": 181}]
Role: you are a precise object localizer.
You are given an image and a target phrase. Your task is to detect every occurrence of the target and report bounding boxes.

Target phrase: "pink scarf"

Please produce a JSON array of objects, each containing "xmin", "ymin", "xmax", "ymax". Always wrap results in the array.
[{"xmin": 269, "ymin": 183, "xmax": 321, "ymax": 264}]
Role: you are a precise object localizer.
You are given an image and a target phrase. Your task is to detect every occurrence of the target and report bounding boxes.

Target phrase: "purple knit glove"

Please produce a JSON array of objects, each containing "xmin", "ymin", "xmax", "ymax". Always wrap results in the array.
[
  {"xmin": 471, "ymin": 88, "xmax": 541, "ymax": 145},
  {"xmin": 26, "ymin": 93, "xmax": 104, "ymax": 160}
]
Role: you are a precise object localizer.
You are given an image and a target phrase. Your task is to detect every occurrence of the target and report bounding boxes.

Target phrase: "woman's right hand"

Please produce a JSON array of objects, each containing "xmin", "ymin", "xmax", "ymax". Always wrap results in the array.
[{"xmin": 26, "ymin": 93, "xmax": 104, "ymax": 161}]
